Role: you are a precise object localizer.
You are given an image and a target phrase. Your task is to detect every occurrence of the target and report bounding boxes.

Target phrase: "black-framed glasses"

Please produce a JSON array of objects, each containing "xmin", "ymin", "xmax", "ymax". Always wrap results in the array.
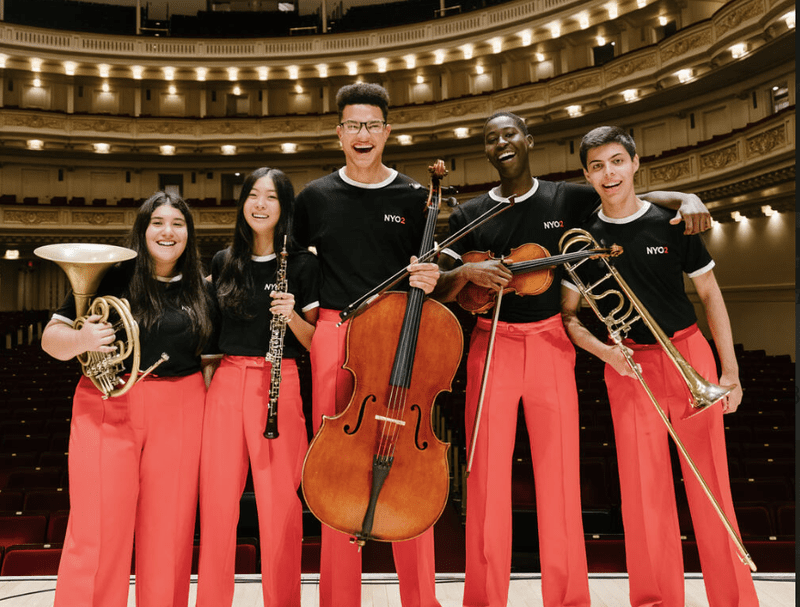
[{"xmin": 338, "ymin": 120, "xmax": 386, "ymax": 134}]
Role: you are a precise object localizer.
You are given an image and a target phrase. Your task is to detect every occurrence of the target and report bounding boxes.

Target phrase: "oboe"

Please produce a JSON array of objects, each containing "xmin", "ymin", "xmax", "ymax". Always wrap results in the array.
[{"xmin": 264, "ymin": 236, "xmax": 289, "ymax": 439}]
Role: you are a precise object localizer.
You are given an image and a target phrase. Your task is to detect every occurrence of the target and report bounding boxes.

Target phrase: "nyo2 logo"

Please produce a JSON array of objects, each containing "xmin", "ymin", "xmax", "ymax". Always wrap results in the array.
[
  {"xmin": 646, "ymin": 246, "xmax": 669, "ymax": 254},
  {"xmin": 384, "ymin": 214, "xmax": 406, "ymax": 224},
  {"xmin": 542, "ymin": 220, "xmax": 564, "ymax": 229}
]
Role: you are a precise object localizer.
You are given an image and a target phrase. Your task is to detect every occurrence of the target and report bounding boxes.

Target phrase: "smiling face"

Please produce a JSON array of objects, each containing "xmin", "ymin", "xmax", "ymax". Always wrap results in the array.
[
  {"xmin": 484, "ymin": 115, "xmax": 534, "ymax": 190},
  {"xmin": 583, "ymin": 142, "xmax": 640, "ymax": 215},
  {"xmin": 243, "ymin": 174, "xmax": 281, "ymax": 243},
  {"xmin": 145, "ymin": 203, "xmax": 188, "ymax": 277},
  {"xmin": 336, "ymin": 103, "xmax": 391, "ymax": 182}
]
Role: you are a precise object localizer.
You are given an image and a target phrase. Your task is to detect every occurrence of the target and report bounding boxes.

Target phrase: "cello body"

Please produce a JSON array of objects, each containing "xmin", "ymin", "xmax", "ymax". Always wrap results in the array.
[{"xmin": 301, "ymin": 291, "xmax": 462, "ymax": 542}]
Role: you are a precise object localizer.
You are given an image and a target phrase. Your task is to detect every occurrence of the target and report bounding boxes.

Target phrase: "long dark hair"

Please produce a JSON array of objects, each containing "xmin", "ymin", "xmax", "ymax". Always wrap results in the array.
[
  {"xmin": 216, "ymin": 167, "xmax": 295, "ymax": 318},
  {"xmin": 126, "ymin": 191, "xmax": 213, "ymax": 352}
]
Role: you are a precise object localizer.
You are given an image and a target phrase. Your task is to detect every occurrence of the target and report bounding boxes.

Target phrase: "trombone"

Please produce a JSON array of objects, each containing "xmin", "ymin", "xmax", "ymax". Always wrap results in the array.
[{"xmin": 558, "ymin": 228, "xmax": 756, "ymax": 573}]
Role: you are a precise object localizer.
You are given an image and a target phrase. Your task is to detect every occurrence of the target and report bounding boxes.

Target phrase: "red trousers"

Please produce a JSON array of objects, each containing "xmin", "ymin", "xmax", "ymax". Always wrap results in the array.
[
  {"xmin": 197, "ymin": 356, "xmax": 307, "ymax": 607},
  {"xmin": 605, "ymin": 325, "xmax": 758, "ymax": 607},
  {"xmin": 463, "ymin": 315, "xmax": 589, "ymax": 607},
  {"xmin": 308, "ymin": 309, "xmax": 440, "ymax": 607},
  {"xmin": 54, "ymin": 373, "xmax": 205, "ymax": 607}
]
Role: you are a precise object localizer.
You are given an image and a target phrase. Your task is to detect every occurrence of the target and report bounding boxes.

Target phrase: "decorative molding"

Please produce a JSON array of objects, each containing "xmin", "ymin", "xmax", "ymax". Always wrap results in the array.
[
  {"xmin": 137, "ymin": 121, "xmax": 197, "ymax": 135},
  {"xmin": 549, "ymin": 74, "xmax": 602, "ymax": 97},
  {"xmin": 605, "ymin": 53, "xmax": 658, "ymax": 82},
  {"xmin": 3, "ymin": 209, "xmax": 60, "ymax": 224},
  {"xmin": 71, "ymin": 118, "xmax": 132, "ymax": 134},
  {"xmin": 699, "ymin": 144, "xmax": 739, "ymax": 171},
  {"xmin": 745, "ymin": 124, "xmax": 787, "ymax": 157},
  {"xmin": 3, "ymin": 113, "xmax": 64, "ymax": 130},
  {"xmin": 715, "ymin": 0, "xmax": 764, "ymax": 38},
  {"xmin": 648, "ymin": 158, "xmax": 693, "ymax": 183},
  {"xmin": 71, "ymin": 211, "xmax": 126, "ymax": 225},
  {"xmin": 198, "ymin": 211, "xmax": 236, "ymax": 224},
  {"xmin": 661, "ymin": 28, "xmax": 713, "ymax": 62},
  {"xmin": 436, "ymin": 101, "xmax": 487, "ymax": 119},
  {"xmin": 492, "ymin": 87, "xmax": 547, "ymax": 108},
  {"xmin": 260, "ymin": 119, "xmax": 319, "ymax": 134}
]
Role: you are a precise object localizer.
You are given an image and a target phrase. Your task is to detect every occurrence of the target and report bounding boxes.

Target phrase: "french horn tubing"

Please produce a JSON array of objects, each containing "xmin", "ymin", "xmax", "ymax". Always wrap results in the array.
[
  {"xmin": 35, "ymin": 243, "xmax": 168, "ymax": 400},
  {"xmin": 558, "ymin": 228, "xmax": 756, "ymax": 572}
]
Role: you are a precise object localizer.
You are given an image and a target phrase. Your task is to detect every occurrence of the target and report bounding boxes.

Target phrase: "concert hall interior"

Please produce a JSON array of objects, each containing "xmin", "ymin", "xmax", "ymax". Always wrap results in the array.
[{"xmin": 0, "ymin": 0, "xmax": 794, "ymax": 586}]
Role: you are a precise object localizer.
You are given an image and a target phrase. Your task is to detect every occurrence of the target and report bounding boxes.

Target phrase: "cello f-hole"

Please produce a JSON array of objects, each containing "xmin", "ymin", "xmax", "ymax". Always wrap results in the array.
[
  {"xmin": 344, "ymin": 394, "xmax": 374, "ymax": 435},
  {"xmin": 411, "ymin": 404, "xmax": 429, "ymax": 450}
]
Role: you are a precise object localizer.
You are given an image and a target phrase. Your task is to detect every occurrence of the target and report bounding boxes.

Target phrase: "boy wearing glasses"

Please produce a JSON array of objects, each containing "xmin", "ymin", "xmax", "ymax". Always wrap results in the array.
[{"xmin": 294, "ymin": 82, "xmax": 441, "ymax": 607}]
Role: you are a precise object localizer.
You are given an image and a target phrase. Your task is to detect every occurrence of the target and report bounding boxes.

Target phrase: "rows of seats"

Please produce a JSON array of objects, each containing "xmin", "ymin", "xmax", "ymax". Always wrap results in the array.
[{"xmin": 0, "ymin": 195, "xmax": 239, "ymax": 208}]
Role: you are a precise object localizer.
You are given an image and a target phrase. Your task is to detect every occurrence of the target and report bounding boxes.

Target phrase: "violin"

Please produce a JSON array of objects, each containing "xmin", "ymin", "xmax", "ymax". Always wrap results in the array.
[
  {"xmin": 456, "ymin": 242, "xmax": 620, "ymax": 314},
  {"xmin": 301, "ymin": 160, "xmax": 462, "ymax": 545}
]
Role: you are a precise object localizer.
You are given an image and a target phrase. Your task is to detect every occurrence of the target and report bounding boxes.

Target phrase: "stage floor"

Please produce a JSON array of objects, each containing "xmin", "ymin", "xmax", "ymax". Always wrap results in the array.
[{"xmin": 0, "ymin": 573, "xmax": 794, "ymax": 606}]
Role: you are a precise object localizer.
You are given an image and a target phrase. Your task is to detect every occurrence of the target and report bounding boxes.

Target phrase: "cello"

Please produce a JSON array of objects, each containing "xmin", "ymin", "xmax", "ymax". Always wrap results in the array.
[{"xmin": 301, "ymin": 160, "xmax": 462, "ymax": 546}]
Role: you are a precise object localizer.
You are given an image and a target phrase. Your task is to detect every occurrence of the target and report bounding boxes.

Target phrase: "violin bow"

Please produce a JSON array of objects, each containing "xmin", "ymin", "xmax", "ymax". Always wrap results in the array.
[{"xmin": 337, "ymin": 195, "xmax": 517, "ymax": 326}]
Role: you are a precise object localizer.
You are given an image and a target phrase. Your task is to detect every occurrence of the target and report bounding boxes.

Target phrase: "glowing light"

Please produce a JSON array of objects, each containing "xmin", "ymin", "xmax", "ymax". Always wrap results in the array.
[
  {"xmin": 623, "ymin": 89, "xmax": 638, "ymax": 101},
  {"xmin": 597, "ymin": 36, "xmax": 606, "ymax": 46},
  {"xmin": 730, "ymin": 43, "xmax": 746, "ymax": 59},
  {"xmin": 33, "ymin": 78, "xmax": 42, "ymax": 88},
  {"xmin": 101, "ymin": 82, "xmax": 110, "ymax": 93},
  {"xmin": 196, "ymin": 67, "xmax": 207, "ymax": 81},
  {"xmin": 476, "ymin": 64, "xmax": 484, "ymax": 75},
  {"xmin": 64, "ymin": 62, "xmax": 77, "ymax": 76},
  {"xmin": 731, "ymin": 211, "xmax": 743, "ymax": 222},
  {"xmin": 607, "ymin": 3, "xmax": 618, "ymax": 19},
  {"xmin": 0, "ymin": 55, "xmax": 7, "ymax": 69},
  {"xmin": 677, "ymin": 69, "xmax": 692, "ymax": 83},
  {"xmin": 131, "ymin": 65, "xmax": 144, "ymax": 80},
  {"xmin": 637, "ymin": 0, "xmax": 647, "ymax": 7},
  {"xmin": 232, "ymin": 85, "xmax": 241, "ymax": 95},
  {"xmin": 405, "ymin": 55, "xmax": 416, "ymax": 70},
  {"xmin": 221, "ymin": 145, "xmax": 237, "ymax": 155},
  {"xmin": 567, "ymin": 105, "xmax": 581, "ymax": 117},
  {"xmin": 258, "ymin": 66, "xmax": 269, "ymax": 81},
  {"xmin": 462, "ymin": 44, "xmax": 474, "ymax": 60},
  {"xmin": 578, "ymin": 13, "xmax": 590, "ymax": 29},
  {"xmin": 93, "ymin": 143, "xmax": 110, "ymax": 154},
  {"xmin": 294, "ymin": 84, "xmax": 303, "ymax": 94},
  {"xmin": 783, "ymin": 11, "xmax": 795, "ymax": 28},
  {"xmin": 30, "ymin": 58, "xmax": 43, "ymax": 72},
  {"xmin": 347, "ymin": 62, "xmax": 358, "ymax": 76},
  {"xmin": 535, "ymin": 52, "xmax": 545, "ymax": 62},
  {"xmin": 520, "ymin": 30, "xmax": 532, "ymax": 47},
  {"xmin": 281, "ymin": 142, "xmax": 298, "ymax": 153},
  {"xmin": 27, "ymin": 140, "xmax": 44, "ymax": 150},
  {"xmin": 549, "ymin": 22, "xmax": 561, "ymax": 38},
  {"xmin": 454, "ymin": 127, "xmax": 469, "ymax": 139},
  {"xmin": 376, "ymin": 58, "xmax": 388, "ymax": 73},
  {"xmin": 397, "ymin": 134, "xmax": 412, "ymax": 145},
  {"xmin": 4, "ymin": 250, "xmax": 20, "ymax": 260},
  {"xmin": 317, "ymin": 64, "xmax": 328, "ymax": 78},
  {"xmin": 761, "ymin": 205, "xmax": 777, "ymax": 217},
  {"xmin": 227, "ymin": 67, "xmax": 238, "ymax": 81},
  {"xmin": 160, "ymin": 145, "xmax": 176, "ymax": 155},
  {"xmin": 163, "ymin": 66, "xmax": 175, "ymax": 80},
  {"xmin": 416, "ymin": 75, "xmax": 424, "ymax": 84},
  {"xmin": 98, "ymin": 64, "xmax": 110, "ymax": 78},
  {"xmin": 491, "ymin": 38, "xmax": 502, "ymax": 54},
  {"xmin": 434, "ymin": 50, "xmax": 446, "ymax": 65},
  {"xmin": 658, "ymin": 15, "xmax": 668, "ymax": 26},
  {"xmin": 288, "ymin": 65, "xmax": 299, "ymax": 80}
]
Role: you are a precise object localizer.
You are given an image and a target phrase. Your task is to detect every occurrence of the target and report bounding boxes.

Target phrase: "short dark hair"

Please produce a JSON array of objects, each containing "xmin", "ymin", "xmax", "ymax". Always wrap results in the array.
[
  {"xmin": 484, "ymin": 111, "xmax": 530, "ymax": 137},
  {"xmin": 580, "ymin": 126, "xmax": 636, "ymax": 168},
  {"xmin": 336, "ymin": 82, "xmax": 390, "ymax": 122}
]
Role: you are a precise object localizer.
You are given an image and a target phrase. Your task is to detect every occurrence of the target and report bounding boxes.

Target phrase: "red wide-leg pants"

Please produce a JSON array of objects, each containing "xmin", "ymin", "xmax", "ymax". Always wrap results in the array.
[
  {"xmin": 308, "ymin": 309, "xmax": 440, "ymax": 607},
  {"xmin": 605, "ymin": 325, "xmax": 758, "ymax": 607},
  {"xmin": 463, "ymin": 314, "xmax": 590, "ymax": 607},
  {"xmin": 197, "ymin": 356, "xmax": 307, "ymax": 607},
  {"xmin": 54, "ymin": 373, "xmax": 205, "ymax": 607}
]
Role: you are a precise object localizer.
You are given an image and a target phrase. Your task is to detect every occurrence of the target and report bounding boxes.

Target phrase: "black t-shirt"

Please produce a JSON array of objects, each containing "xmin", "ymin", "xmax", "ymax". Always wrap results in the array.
[
  {"xmin": 565, "ymin": 201, "xmax": 714, "ymax": 344},
  {"xmin": 210, "ymin": 248, "xmax": 320, "ymax": 359},
  {"xmin": 294, "ymin": 168, "xmax": 429, "ymax": 310},
  {"xmin": 52, "ymin": 261, "xmax": 214, "ymax": 376},
  {"xmin": 444, "ymin": 180, "xmax": 600, "ymax": 323}
]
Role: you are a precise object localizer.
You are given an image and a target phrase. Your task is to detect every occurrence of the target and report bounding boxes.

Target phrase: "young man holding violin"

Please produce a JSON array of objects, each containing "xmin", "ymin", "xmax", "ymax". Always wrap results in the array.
[
  {"xmin": 560, "ymin": 126, "xmax": 757, "ymax": 607},
  {"xmin": 293, "ymin": 82, "xmax": 441, "ymax": 607},
  {"xmin": 433, "ymin": 112, "xmax": 712, "ymax": 607}
]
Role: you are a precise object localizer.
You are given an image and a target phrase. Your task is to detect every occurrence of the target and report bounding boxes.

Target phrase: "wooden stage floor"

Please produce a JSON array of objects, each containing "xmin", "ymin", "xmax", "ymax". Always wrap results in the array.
[{"xmin": 0, "ymin": 573, "xmax": 794, "ymax": 606}]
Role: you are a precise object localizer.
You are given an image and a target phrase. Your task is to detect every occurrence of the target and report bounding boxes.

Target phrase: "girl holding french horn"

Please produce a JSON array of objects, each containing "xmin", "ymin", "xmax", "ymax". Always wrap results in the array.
[
  {"xmin": 196, "ymin": 167, "xmax": 319, "ymax": 607},
  {"xmin": 40, "ymin": 192, "xmax": 215, "ymax": 607}
]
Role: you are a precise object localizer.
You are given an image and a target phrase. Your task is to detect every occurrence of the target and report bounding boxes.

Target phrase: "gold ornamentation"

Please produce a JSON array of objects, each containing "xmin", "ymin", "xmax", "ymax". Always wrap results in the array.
[
  {"xmin": 715, "ymin": 0, "xmax": 762, "ymax": 37},
  {"xmin": 606, "ymin": 54, "xmax": 658, "ymax": 82},
  {"xmin": 494, "ymin": 88, "xmax": 546, "ymax": 107},
  {"xmin": 4, "ymin": 114, "xmax": 64, "ymax": 129},
  {"xmin": 437, "ymin": 101, "xmax": 486, "ymax": 118},
  {"xmin": 746, "ymin": 125, "xmax": 786, "ymax": 157},
  {"xmin": 71, "ymin": 119, "xmax": 131, "ymax": 134},
  {"xmin": 550, "ymin": 74, "xmax": 601, "ymax": 97},
  {"xmin": 4, "ymin": 210, "xmax": 60, "ymax": 224},
  {"xmin": 199, "ymin": 211, "xmax": 236, "ymax": 224},
  {"xmin": 661, "ymin": 29, "xmax": 713, "ymax": 62},
  {"xmin": 700, "ymin": 145, "xmax": 739, "ymax": 171},
  {"xmin": 649, "ymin": 158, "xmax": 693, "ymax": 183},
  {"xmin": 138, "ymin": 121, "xmax": 196, "ymax": 135},
  {"xmin": 72, "ymin": 212, "xmax": 126, "ymax": 225}
]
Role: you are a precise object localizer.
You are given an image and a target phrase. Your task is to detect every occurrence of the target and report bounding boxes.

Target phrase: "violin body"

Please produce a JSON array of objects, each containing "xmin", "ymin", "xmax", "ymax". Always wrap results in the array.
[
  {"xmin": 301, "ymin": 291, "xmax": 462, "ymax": 541},
  {"xmin": 457, "ymin": 242, "xmax": 554, "ymax": 313}
]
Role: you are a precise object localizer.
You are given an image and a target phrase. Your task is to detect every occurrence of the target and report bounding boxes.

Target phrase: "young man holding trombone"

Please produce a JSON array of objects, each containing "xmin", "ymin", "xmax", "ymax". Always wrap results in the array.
[{"xmin": 560, "ymin": 126, "xmax": 758, "ymax": 607}]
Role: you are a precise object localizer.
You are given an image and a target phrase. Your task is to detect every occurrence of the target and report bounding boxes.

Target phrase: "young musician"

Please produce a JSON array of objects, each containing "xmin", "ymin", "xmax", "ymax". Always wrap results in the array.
[
  {"xmin": 433, "ymin": 112, "xmax": 711, "ymax": 607},
  {"xmin": 293, "ymin": 82, "xmax": 441, "ymax": 607},
  {"xmin": 560, "ymin": 126, "xmax": 758, "ymax": 607},
  {"xmin": 41, "ymin": 192, "xmax": 215, "ymax": 607},
  {"xmin": 196, "ymin": 167, "xmax": 319, "ymax": 607}
]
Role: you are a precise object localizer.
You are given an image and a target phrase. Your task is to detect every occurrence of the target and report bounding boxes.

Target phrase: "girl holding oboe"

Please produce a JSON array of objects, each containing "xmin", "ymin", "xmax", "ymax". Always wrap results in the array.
[{"xmin": 197, "ymin": 167, "xmax": 319, "ymax": 607}]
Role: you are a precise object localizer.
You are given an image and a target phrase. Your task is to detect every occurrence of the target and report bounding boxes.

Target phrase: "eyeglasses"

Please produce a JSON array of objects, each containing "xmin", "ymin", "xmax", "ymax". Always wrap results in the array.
[{"xmin": 338, "ymin": 120, "xmax": 386, "ymax": 134}]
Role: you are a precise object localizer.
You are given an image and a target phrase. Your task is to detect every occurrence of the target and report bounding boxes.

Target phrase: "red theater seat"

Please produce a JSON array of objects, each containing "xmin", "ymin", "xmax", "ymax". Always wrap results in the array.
[{"xmin": 0, "ymin": 543, "xmax": 62, "ymax": 575}]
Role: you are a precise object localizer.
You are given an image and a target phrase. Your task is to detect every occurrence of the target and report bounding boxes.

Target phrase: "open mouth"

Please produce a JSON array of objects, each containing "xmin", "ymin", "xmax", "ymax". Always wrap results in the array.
[
  {"xmin": 603, "ymin": 181, "xmax": 622, "ymax": 190},
  {"xmin": 354, "ymin": 143, "xmax": 374, "ymax": 154},
  {"xmin": 251, "ymin": 213, "xmax": 269, "ymax": 219},
  {"xmin": 498, "ymin": 150, "xmax": 515, "ymax": 162},
  {"xmin": 157, "ymin": 241, "xmax": 177, "ymax": 247}
]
